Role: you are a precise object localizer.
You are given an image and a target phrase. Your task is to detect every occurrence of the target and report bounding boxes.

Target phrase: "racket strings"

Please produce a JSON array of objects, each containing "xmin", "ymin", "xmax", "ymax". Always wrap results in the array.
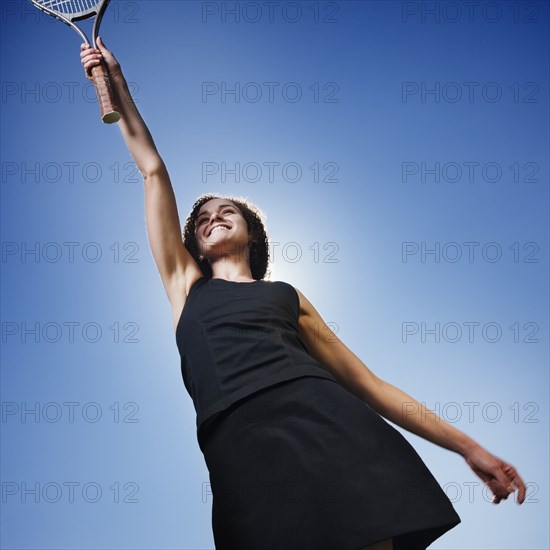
[{"xmin": 37, "ymin": 0, "xmax": 100, "ymax": 17}]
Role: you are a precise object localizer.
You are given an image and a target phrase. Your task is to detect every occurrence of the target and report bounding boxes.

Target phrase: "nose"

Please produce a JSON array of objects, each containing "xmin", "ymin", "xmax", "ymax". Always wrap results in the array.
[
  {"xmin": 209, "ymin": 211, "xmax": 225, "ymax": 224},
  {"xmin": 206, "ymin": 211, "xmax": 225, "ymax": 232}
]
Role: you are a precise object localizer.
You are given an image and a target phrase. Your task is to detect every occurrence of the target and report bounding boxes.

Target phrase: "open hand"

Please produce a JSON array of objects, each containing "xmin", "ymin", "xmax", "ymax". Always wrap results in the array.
[{"xmin": 464, "ymin": 444, "xmax": 526, "ymax": 504}]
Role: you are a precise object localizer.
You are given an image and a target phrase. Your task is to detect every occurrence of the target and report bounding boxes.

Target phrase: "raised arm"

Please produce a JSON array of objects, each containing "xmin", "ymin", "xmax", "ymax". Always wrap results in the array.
[
  {"xmin": 294, "ymin": 286, "xmax": 527, "ymax": 506},
  {"xmin": 80, "ymin": 38, "xmax": 202, "ymax": 327}
]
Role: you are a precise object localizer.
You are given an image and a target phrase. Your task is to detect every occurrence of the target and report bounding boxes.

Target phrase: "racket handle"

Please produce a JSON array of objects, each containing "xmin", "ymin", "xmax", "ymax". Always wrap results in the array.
[{"xmin": 90, "ymin": 61, "xmax": 121, "ymax": 124}]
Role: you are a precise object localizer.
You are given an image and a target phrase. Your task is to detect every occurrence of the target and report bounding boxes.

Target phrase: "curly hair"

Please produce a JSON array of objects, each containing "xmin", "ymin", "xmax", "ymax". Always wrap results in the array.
[{"xmin": 182, "ymin": 193, "xmax": 270, "ymax": 281}]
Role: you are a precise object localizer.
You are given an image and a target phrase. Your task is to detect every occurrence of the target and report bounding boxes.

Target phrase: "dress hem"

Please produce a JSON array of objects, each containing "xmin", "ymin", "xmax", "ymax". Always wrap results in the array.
[{"xmin": 346, "ymin": 515, "xmax": 461, "ymax": 550}]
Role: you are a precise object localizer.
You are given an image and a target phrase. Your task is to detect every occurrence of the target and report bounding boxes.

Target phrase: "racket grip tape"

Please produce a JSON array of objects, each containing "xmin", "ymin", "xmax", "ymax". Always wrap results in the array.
[{"xmin": 90, "ymin": 61, "xmax": 121, "ymax": 124}]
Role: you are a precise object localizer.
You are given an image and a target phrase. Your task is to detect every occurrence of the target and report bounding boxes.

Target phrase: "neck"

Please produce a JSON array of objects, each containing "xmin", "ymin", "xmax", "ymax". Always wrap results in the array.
[{"xmin": 209, "ymin": 257, "xmax": 255, "ymax": 281}]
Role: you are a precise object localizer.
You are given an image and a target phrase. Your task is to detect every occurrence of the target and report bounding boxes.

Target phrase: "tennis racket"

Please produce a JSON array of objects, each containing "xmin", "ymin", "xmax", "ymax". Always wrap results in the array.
[{"xmin": 27, "ymin": 0, "xmax": 120, "ymax": 124}]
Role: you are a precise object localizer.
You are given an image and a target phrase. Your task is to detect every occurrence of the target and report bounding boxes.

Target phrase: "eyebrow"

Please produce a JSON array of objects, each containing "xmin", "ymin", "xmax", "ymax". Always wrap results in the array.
[{"xmin": 197, "ymin": 203, "xmax": 237, "ymax": 220}]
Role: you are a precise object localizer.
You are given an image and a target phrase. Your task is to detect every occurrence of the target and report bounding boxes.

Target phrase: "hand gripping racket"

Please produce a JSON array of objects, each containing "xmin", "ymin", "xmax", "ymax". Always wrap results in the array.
[{"xmin": 28, "ymin": 0, "xmax": 121, "ymax": 124}]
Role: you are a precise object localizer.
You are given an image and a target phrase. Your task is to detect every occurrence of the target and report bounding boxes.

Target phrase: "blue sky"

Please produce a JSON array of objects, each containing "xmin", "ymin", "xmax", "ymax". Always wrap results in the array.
[{"xmin": 1, "ymin": 1, "xmax": 548, "ymax": 548}]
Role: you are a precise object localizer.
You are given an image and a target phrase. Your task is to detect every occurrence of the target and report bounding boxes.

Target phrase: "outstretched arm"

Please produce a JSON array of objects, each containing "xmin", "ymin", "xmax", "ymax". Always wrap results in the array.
[
  {"xmin": 81, "ymin": 37, "xmax": 161, "ymax": 177},
  {"xmin": 295, "ymin": 286, "xmax": 527, "ymax": 505},
  {"xmin": 80, "ymin": 38, "xmax": 202, "ymax": 307}
]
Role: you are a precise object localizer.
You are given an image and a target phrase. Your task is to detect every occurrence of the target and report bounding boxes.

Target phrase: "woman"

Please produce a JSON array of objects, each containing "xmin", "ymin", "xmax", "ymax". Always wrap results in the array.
[{"xmin": 80, "ymin": 39, "xmax": 526, "ymax": 550}]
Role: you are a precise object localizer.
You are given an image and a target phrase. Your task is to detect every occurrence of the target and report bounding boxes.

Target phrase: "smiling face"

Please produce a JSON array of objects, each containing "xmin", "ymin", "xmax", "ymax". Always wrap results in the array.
[
  {"xmin": 182, "ymin": 193, "xmax": 270, "ymax": 280},
  {"xmin": 194, "ymin": 198, "xmax": 250, "ymax": 261}
]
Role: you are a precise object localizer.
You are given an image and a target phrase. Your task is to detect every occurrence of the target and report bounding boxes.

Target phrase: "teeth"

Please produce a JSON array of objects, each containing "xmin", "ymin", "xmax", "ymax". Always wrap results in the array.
[{"xmin": 210, "ymin": 226, "xmax": 229, "ymax": 235}]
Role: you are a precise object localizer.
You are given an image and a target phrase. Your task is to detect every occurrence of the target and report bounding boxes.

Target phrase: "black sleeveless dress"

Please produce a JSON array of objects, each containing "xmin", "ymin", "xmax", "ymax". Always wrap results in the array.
[{"xmin": 176, "ymin": 277, "xmax": 461, "ymax": 550}]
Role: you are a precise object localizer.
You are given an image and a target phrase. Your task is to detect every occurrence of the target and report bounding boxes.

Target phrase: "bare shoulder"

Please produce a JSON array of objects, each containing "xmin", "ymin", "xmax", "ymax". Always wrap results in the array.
[
  {"xmin": 291, "ymin": 285, "xmax": 318, "ymax": 319},
  {"xmin": 169, "ymin": 265, "xmax": 204, "ymax": 334},
  {"xmin": 291, "ymin": 284, "xmax": 343, "ymax": 348}
]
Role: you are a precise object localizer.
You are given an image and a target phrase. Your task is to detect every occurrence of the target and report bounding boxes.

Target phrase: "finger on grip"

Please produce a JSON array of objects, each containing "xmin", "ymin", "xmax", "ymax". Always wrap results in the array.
[{"xmin": 90, "ymin": 62, "xmax": 121, "ymax": 124}]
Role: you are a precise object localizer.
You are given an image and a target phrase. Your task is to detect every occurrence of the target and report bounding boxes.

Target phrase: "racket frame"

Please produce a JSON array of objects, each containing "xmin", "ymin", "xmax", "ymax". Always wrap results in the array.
[{"xmin": 27, "ymin": 0, "xmax": 120, "ymax": 123}]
